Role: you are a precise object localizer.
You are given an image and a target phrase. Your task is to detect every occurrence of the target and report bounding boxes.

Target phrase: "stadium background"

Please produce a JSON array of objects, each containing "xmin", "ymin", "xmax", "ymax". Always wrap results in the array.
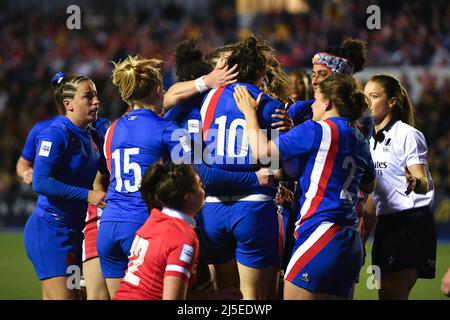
[{"xmin": 0, "ymin": 0, "xmax": 448, "ymax": 299}]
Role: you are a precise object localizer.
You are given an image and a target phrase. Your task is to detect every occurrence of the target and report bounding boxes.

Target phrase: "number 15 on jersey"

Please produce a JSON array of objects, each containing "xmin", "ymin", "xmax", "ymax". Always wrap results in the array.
[{"xmin": 111, "ymin": 147, "xmax": 142, "ymax": 193}]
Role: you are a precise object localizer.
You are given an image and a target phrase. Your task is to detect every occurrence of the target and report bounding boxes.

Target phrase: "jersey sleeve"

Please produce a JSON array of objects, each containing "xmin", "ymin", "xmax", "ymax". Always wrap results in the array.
[
  {"xmin": 21, "ymin": 124, "xmax": 42, "ymax": 161},
  {"xmin": 287, "ymin": 100, "xmax": 314, "ymax": 126},
  {"xmin": 162, "ymin": 121, "xmax": 192, "ymax": 164},
  {"xmin": 34, "ymin": 127, "xmax": 67, "ymax": 165},
  {"xmin": 164, "ymin": 232, "xmax": 198, "ymax": 282},
  {"xmin": 195, "ymin": 162, "xmax": 259, "ymax": 188},
  {"xmin": 258, "ymin": 95, "xmax": 282, "ymax": 130},
  {"xmin": 273, "ymin": 120, "xmax": 316, "ymax": 161},
  {"xmin": 33, "ymin": 128, "xmax": 89, "ymax": 200},
  {"xmin": 187, "ymin": 121, "xmax": 259, "ymax": 188},
  {"xmin": 357, "ymin": 112, "xmax": 374, "ymax": 139},
  {"xmin": 361, "ymin": 151, "xmax": 376, "ymax": 185},
  {"xmin": 401, "ymin": 128, "xmax": 429, "ymax": 167}
]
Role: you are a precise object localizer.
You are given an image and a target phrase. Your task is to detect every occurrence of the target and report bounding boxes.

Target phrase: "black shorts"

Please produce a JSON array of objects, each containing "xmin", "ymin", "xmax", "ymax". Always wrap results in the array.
[{"xmin": 372, "ymin": 206, "xmax": 436, "ymax": 279}]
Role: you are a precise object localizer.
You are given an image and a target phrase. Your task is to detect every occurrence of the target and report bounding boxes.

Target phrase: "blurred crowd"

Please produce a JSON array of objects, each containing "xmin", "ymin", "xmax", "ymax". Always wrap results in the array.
[
  {"xmin": 248, "ymin": 0, "xmax": 450, "ymax": 68},
  {"xmin": 0, "ymin": 0, "xmax": 449, "ymax": 225}
]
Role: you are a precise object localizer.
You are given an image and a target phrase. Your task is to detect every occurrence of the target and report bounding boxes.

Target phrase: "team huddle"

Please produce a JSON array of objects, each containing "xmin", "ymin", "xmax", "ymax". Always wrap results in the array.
[{"xmin": 17, "ymin": 36, "xmax": 437, "ymax": 300}]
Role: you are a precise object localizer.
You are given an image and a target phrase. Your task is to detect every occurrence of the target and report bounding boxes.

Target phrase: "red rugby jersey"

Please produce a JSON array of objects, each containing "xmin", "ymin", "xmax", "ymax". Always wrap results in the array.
[{"xmin": 114, "ymin": 207, "xmax": 199, "ymax": 300}]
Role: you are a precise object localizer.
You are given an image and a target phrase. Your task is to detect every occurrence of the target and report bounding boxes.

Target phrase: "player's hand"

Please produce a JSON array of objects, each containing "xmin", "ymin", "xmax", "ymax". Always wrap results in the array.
[
  {"xmin": 88, "ymin": 190, "xmax": 107, "ymax": 209},
  {"xmin": 210, "ymin": 287, "xmax": 243, "ymax": 300},
  {"xmin": 233, "ymin": 85, "xmax": 262, "ymax": 116},
  {"xmin": 441, "ymin": 267, "xmax": 450, "ymax": 297},
  {"xmin": 256, "ymin": 168, "xmax": 278, "ymax": 186},
  {"xmin": 22, "ymin": 169, "xmax": 33, "ymax": 184},
  {"xmin": 204, "ymin": 60, "xmax": 238, "ymax": 89},
  {"xmin": 405, "ymin": 167, "xmax": 419, "ymax": 195},
  {"xmin": 271, "ymin": 108, "xmax": 294, "ymax": 132},
  {"xmin": 279, "ymin": 184, "xmax": 294, "ymax": 206}
]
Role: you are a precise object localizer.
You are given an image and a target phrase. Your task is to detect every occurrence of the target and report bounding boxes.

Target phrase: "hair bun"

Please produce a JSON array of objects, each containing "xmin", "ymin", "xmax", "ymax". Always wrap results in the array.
[
  {"xmin": 341, "ymin": 38, "xmax": 367, "ymax": 73},
  {"xmin": 349, "ymin": 91, "xmax": 370, "ymax": 119},
  {"xmin": 176, "ymin": 39, "xmax": 203, "ymax": 64}
]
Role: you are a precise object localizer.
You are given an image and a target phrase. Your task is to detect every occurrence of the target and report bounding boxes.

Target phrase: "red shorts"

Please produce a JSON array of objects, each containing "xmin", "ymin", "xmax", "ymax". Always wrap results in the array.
[{"xmin": 82, "ymin": 205, "xmax": 102, "ymax": 262}]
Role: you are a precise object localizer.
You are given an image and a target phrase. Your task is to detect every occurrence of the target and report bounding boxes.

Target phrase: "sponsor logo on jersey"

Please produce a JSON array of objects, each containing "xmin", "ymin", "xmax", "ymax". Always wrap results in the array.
[
  {"xmin": 38, "ymin": 141, "xmax": 52, "ymax": 157},
  {"xmin": 179, "ymin": 136, "xmax": 192, "ymax": 153},
  {"xmin": 179, "ymin": 244, "xmax": 194, "ymax": 263},
  {"xmin": 300, "ymin": 272, "xmax": 310, "ymax": 282},
  {"xmin": 188, "ymin": 120, "xmax": 200, "ymax": 134},
  {"xmin": 374, "ymin": 161, "xmax": 388, "ymax": 169},
  {"xmin": 374, "ymin": 161, "xmax": 387, "ymax": 176},
  {"xmin": 383, "ymin": 138, "xmax": 392, "ymax": 152}
]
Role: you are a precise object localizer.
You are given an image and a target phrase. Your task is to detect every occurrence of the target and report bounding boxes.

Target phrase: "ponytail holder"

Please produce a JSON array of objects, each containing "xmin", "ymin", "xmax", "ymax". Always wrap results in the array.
[{"xmin": 51, "ymin": 72, "xmax": 67, "ymax": 85}]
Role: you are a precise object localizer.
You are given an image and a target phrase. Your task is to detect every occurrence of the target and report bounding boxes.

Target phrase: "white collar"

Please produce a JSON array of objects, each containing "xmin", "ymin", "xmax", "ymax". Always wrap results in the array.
[{"xmin": 161, "ymin": 207, "xmax": 196, "ymax": 228}]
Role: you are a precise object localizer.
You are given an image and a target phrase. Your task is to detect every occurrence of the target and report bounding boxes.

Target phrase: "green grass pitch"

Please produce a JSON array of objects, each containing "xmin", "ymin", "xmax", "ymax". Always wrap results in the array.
[{"xmin": 0, "ymin": 232, "xmax": 448, "ymax": 300}]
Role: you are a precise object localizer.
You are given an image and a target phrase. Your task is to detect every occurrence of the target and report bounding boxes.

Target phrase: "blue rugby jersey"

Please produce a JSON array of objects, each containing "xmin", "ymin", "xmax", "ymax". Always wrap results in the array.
[
  {"xmin": 22, "ymin": 117, "xmax": 110, "ymax": 162},
  {"xmin": 102, "ymin": 108, "xmax": 190, "ymax": 224},
  {"xmin": 199, "ymin": 83, "xmax": 281, "ymax": 196},
  {"xmin": 274, "ymin": 117, "xmax": 375, "ymax": 230},
  {"xmin": 22, "ymin": 117, "xmax": 58, "ymax": 161},
  {"xmin": 33, "ymin": 115, "xmax": 106, "ymax": 230},
  {"xmin": 164, "ymin": 96, "xmax": 260, "ymax": 190}
]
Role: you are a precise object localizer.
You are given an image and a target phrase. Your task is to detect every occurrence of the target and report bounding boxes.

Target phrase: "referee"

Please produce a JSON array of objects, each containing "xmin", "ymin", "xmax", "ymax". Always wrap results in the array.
[{"xmin": 363, "ymin": 74, "xmax": 436, "ymax": 300}]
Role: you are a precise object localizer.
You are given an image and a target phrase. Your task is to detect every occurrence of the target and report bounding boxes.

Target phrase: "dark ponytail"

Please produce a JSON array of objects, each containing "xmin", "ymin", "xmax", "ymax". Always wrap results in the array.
[
  {"xmin": 140, "ymin": 161, "xmax": 198, "ymax": 211},
  {"xmin": 227, "ymin": 36, "xmax": 267, "ymax": 84},
  {"xmin": 175, "ymin": 38, "xmax": 213, "ymax": 82},
  {"xmin": 323, "ymin": 37, "xmax": 368, "ymax": 74}
]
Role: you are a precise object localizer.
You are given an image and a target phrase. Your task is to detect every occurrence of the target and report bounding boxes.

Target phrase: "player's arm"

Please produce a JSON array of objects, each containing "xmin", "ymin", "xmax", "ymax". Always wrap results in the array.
[
  {"xmin": 93, "ymin": 171, "xmax": 109, "ymax": 192},
  {"xmin": 16, "ymin": 156, "xmax": 34, "ymax": 184},
  {"xmin": 360, "ymin": 178, "xmax": 376, "ymax": 194},
  {"xmin": 233, "ymin": 86, "xmax": 279, "ymax": 161},
  {"xmin": 163, "ymin": 234, "xmax": 198, "ymax": 300},
  {"xmin": 17, "ymin": 123, "xmax": 41, "ymax": 184},
  {"xmin": 271, "ymin": 107, "xmax": 294, "ymax": 132},
  {"xmin": 403, "ymin": 129, "xmax": 430, "ymax": 195},
  {"xmin": 233, "ymin": 85, "xmax": 315, "ymax": 164},
  {"xmin": 405, "ymin": 164, "xmax": 429, "ymax": 195},
  {"xmin": 33, "ymin": 131, "xmax": 106, "ymax": 208},
  {"xmin": 362, "ymin": 193, "xmax": 377, "ymax": 245},
  {"xmin": 287, "ymin": 100, "xmax": 314, "ymax": 126},
  {"xmin": 163, "ymin": 61, "xmax": 238, "ymax": 110},
  {"xmin": 162, "ymin": 276, "xmax": 189, "ymax": 300},
  {"xmin": 360, "ymin": 150, "xmax": 377, "ymax": 195},
  {"xmin": 441, "ymin": 267, "xmax": 450, "ymax": 297},
  {"xmin": 33, "ymin": 159, "xmax": 106, "ymax": 208}
]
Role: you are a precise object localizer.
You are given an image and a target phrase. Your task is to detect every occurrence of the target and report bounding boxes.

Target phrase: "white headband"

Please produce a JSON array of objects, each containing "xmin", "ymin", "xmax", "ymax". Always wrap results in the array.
[{"xmin": 312, "ymin": 52, "xmax": 354, "ymax": 75}]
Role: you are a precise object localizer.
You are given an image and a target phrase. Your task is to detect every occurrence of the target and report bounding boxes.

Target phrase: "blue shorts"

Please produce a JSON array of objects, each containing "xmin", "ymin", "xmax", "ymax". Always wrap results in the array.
[
  {"xmin": 197, "ymin": 198, "xmax": 280, "ymax": 268},
  {"xmin": 24, "ymin": 214, "xmax": 83, "ymax": 281},
  {"xmin": 97, "ymin": 221, "xmax": 142, "ymax": 278},
  {"xmin": 284, "ymin": 220, "xmax": 363, "ymax": 299}
]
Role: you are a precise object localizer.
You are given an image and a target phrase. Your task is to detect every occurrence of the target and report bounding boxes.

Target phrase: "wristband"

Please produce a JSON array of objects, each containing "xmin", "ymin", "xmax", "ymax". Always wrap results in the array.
[{"xmin": 195, "ymin": 76, "xmax": 209, "ymax": 93}]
